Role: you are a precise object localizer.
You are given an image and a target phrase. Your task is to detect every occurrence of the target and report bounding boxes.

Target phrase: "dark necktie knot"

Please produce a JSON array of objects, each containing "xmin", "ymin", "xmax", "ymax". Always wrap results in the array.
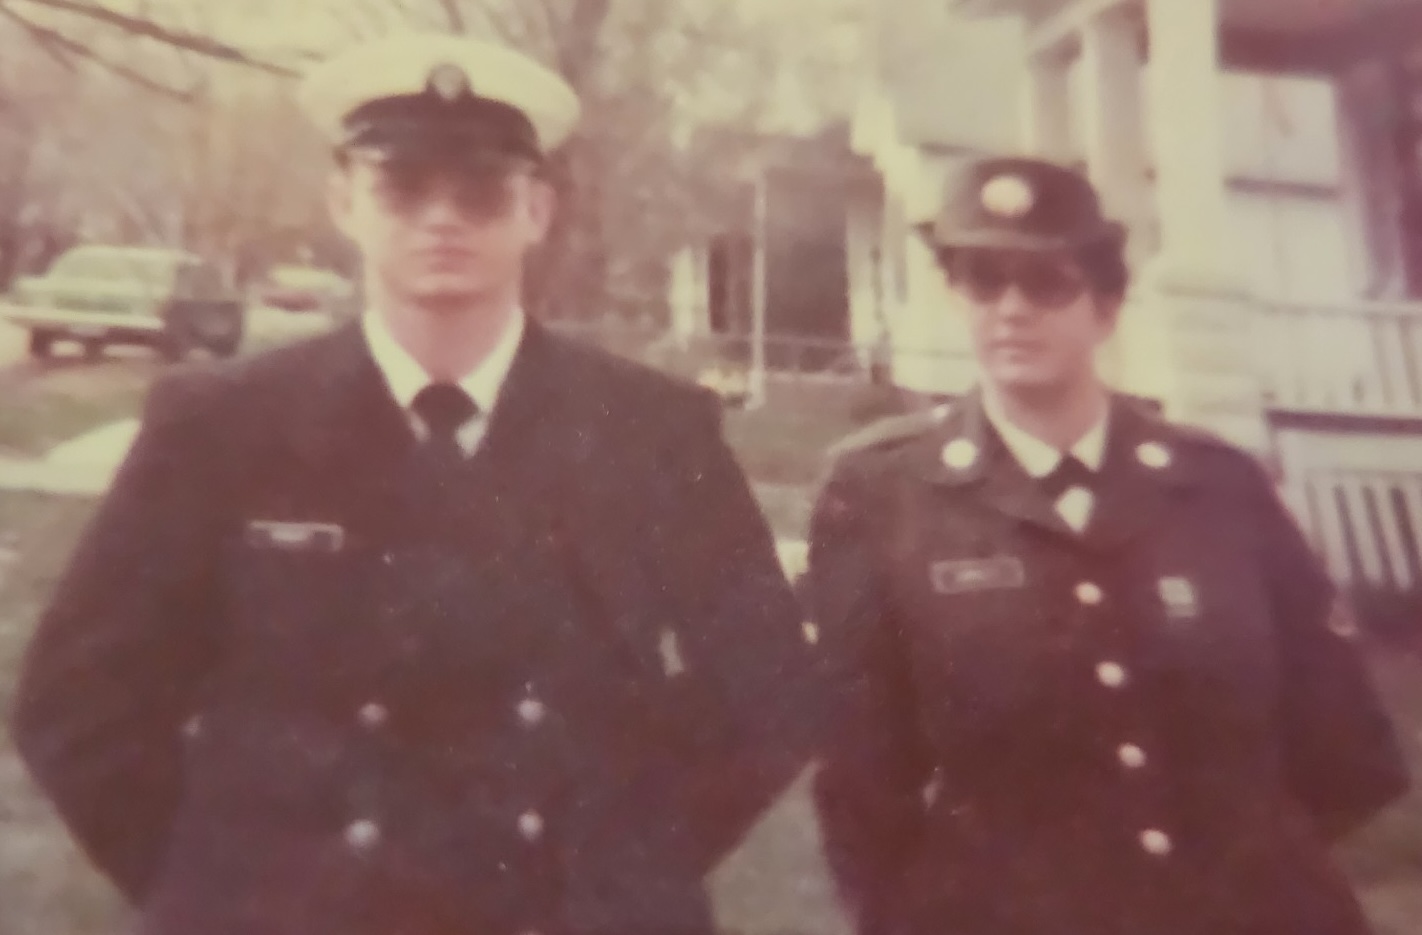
[
  {"xmin": 1040, "ymin": 454, "xmax": 1094, "ymax": 500},
  {"xmin": 412, "ymin": 383, "xmax": 478, "ymax": 440}
]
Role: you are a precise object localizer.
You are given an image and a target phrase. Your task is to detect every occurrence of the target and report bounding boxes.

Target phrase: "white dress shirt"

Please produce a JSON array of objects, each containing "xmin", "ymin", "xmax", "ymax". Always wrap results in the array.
[
  {"xmin": 983, "ymin": 397, "xmax": 1109, "ymax": 532},
  {"xmin": 362, "ymin": 307, "xmax": 526, "ymax": 456}
]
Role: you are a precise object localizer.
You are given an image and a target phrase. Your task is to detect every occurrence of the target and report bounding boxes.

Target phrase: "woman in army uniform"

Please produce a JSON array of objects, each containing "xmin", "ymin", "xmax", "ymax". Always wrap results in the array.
[{"xmin": 807, "ymin": 155, "xmax": 1409, "ymax": 935}]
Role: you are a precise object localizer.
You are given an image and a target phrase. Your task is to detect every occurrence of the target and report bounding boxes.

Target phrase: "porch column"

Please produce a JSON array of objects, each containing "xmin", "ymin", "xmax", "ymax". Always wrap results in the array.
[
  {"xmin": 1077, "ymin": 4, "xmax": 1151, "ymax": 388},
  {"xmin": 1079, "ymin": 5, "xmax": 1152, "ymax": 260},
  {"xmin": 1131, "ymin": 0, "xmax": 1269, "ymax": 455},
  {"xmin": 1142, "ymin": 0, "xmax": 1231, "ymax": 282},
  {"xmin": 1021, "ymin": 49, "xmax": 1073, "ymax": 160},
  {"xmin": 667, "ymin": 245, "xmax": 703, "ymax": 344}
]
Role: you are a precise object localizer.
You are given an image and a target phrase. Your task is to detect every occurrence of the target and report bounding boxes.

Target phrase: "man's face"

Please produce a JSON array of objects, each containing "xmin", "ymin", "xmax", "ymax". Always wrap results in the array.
[
  {"xmin": 329, "ymin": 149, "xmax": 554, "ymax": 311},
  {"xmin": 945, "ymin": 248, "xmax": 1119, "ymax": 397}
]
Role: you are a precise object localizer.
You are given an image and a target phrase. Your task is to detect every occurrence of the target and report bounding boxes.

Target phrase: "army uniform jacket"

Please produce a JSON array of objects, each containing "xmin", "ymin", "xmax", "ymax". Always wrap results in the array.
[
  {"xmin": 807, "ymin": 393, "xmax": 1408, "ymax": 935},
  {"xmin": 10, "ymin": 321, "xmax": 818, "ymax": 935}
]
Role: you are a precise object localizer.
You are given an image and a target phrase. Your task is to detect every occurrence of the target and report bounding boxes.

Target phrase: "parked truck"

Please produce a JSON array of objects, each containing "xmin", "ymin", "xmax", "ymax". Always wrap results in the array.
[{"xmin": 0, "ymin": 244, "xmax": 246, "ymax": 361}]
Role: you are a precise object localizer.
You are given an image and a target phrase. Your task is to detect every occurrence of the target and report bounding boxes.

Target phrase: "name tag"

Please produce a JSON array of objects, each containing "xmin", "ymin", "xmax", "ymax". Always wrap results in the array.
[
  {"xmin": 929, "ymin": 556, "xmax": 1026, "ymax": 595},
  {"xmin": 245, "ymin": 520, "xmax": 346, "ymax": 553}
]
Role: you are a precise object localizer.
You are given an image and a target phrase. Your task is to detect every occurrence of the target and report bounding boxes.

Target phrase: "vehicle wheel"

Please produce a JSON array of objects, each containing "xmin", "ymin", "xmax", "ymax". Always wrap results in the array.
[
  {"xmin": 159, "ymin": 335, "xmax": 186, "ymax": 363},
  {"xmin": 28, "ymin": 329, "xmax": 54, "ymax": 358},
  {"xmin": 205, "ymin": 324, "xmax": 244, "ymax": 359},
  {"xmin": 172, "ymin": 302, "xmax": 244, "ymax": 360},
  {"xmin": 82, "ymin": 339, "xmax": 105, "ymax": 361}
]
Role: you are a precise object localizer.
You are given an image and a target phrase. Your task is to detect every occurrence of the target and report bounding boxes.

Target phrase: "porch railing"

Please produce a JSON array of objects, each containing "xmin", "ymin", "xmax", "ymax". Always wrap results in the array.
[
  {"xmin": 1255, "ymin": 299, "xmax": 1422, "ymax": 418},
  {"xmin": 547, "ymin": 319, "xmax": 975, "ymax": 389}
]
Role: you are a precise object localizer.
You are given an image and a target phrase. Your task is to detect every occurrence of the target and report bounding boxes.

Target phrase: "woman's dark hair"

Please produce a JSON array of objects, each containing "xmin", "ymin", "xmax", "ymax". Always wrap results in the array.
[{"xmin": 1074, "ymin": 236, "xmax": 1129, "ymax": 300}]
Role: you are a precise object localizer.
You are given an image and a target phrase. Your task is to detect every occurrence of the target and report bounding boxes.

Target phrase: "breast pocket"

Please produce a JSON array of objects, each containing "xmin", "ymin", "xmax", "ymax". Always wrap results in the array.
[
  {"xmin": 893, "ymin": 549, "xmax": 1059, "ymax": 728},
  {"xmin": 1139, "ymin": 546, "xmax": 1280, "ymax": 730}
]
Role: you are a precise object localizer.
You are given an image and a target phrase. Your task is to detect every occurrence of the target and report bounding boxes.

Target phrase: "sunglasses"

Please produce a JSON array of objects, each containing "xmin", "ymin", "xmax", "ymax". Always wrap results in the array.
[
  {"xmin": 945, "ymin": 251, "xmax": 1089, "ymax": 309},
  {"xmin": 353, "ymin": 154, "xmax": 531, "ymax": 220}
]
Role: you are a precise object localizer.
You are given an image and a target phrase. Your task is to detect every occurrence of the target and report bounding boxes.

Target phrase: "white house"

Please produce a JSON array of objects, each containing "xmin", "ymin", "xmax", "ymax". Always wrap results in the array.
[{"xmin": 839, "ymin": 0, "xmax": 1422, "ymax": 607}]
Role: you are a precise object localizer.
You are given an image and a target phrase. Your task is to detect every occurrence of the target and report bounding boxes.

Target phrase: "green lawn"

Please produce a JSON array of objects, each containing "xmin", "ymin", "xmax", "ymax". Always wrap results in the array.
[
  {"xmin": 0, "ymin": 360, "xmax": 157, "ymax": 458},
  {"xmin": 0, "ymin": 493, "xmax": 134, "ymax": 935},
  {"xmin": 0, "ymin": 312, "xmax": 336, "ymax": 459},
  {"xmin": 1339, "ymin": 646, "xmax": 1422, "ymax": 935}
]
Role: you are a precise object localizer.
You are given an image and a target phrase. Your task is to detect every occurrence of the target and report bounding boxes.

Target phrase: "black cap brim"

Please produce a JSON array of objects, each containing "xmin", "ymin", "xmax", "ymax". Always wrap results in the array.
[
  {"xmin": 338, "ymin": 94, "xmax": 543, "ymax": 163},
  {"xmin": 343, "ymin": 134, "xmax": 541, "ymax": 171}
]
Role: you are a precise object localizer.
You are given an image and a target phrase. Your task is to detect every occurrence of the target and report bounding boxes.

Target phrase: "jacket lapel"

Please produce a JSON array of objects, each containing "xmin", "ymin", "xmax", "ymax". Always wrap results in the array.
[
  {"xmin": 276, "ymin": 321, "xmax": 417, "ymax": 532},
  {"xmin": 284, "ymin": 320, "xmax": 414, "ymax": 463},
  {"xmin": 475, "ymin": 320, "xmax": 598, "ymax": 494},
  {"xmin": 477, "ymin": 325, "xmax": 678, "ymax": 668}
]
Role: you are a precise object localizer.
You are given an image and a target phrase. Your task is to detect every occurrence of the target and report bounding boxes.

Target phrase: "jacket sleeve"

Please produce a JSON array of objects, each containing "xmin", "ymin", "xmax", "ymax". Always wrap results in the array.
[
  {"xmin": 807, "ymin": 463, "xmax": 929, "ymax": 935},
  {"xmin": 1251, "ymin": 466, "xmax": 1409, "ymax": 840},
  {"xmin": 9, "ymin": 373, "xmax": 226, "ymax": 902},
  {"xmin": 653, "ymin": 390, "xmax": 829, "ymax": 873}
]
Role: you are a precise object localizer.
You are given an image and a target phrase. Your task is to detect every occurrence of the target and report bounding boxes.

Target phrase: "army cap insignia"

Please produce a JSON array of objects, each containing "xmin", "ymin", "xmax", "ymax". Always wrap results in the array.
[
  {"xmin": 981, "ymin": 173, "xmax": 1035, "ymax": 219},
  {"xmin": 426, "ymin": 62, "xmax": 471, "ymax": 101},
  {"xmin": 941, "ymin": 438, "xmax": 979, "ymax": 470}
]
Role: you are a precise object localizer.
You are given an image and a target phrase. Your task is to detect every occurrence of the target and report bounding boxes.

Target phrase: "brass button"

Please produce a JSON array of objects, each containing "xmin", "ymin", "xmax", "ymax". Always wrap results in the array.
[
  {"xmin": 358, "ymin": 703, "xmax": 389, "ymax": 729},
  {"xmin": 1118, "ymin": 743, "xmax": 1147, "ymax": 769},
  {"xmin": 518, "ymin": 810, "xmax": 544, "ymax": 842},
  {"xmin": 518, "ymin": 698, "xmax": 547, "ymax": 727},
  {"xmin": 1074, "ymin": 582, "xmax": 1103, "ymax": 606},
  {"xmin": 345, "ymin": 819, "xmax": 381, "ymax": 851},
  {"xmin": 1095, "ymin": 661, "xmax": 1128, "ymax": 689},
  {"xmin": 1139, "ymin": 828, "xmax": 1173, "ymax": 856}
]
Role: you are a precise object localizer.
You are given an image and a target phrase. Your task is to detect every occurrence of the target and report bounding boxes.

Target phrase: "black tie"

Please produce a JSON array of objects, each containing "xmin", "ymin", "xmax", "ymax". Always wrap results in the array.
[
  {"xmin": 1040, "ymin": 454, "xmax": 1093, "ymax": 501},
  {"xmin": 411, "ymin": 383, "xmax": 478, "ymax": 466}
]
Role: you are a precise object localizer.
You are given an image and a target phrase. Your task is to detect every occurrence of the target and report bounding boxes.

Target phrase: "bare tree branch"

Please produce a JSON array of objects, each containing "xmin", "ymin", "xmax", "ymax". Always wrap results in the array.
[
  {"xmin": 455, "ymin": 0, "xmax": 547, "ymax": 54},
  {"xmin": 9, "ymin": 0, "xmax": 299, "ymax": 76},
  {"xmin": 556, "ymin": 0, "xmax": 611, "ymax": 86},
  {"xmin": 323, "ymin": 0, "xmax": 404, "ymax": 43},
  {"xmin": 0, "ymin": 3, "xmax": 199, "ymax": 102},
  {"xmin": 437, "ymin": 0, "xmax": 465, "ymax": 33}
]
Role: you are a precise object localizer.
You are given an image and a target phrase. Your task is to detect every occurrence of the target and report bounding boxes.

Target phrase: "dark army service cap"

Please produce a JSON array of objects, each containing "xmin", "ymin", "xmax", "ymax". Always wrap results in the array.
[
  {"xmin": 298, "ymin": 34, "xmax": 580, "ymax": 163},
  {"xmin": 919, "ymin": 156, "xmax": 1125, "ymax": 253}
]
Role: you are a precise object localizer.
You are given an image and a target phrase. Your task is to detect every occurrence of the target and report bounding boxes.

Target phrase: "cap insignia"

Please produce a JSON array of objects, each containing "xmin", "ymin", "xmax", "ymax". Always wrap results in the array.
[
  {"xmin": 426, "ymin": 62, "xmax": 471, "ymax": 102},
  {"xmin": 981, "ymin": 173, "xmax": 1034, "ymax": 219}
]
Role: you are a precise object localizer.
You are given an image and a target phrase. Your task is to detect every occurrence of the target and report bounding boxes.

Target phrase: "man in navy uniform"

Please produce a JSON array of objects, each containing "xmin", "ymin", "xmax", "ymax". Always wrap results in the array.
[
  {"xmin": 807, "ymin": 156, "xmax": 1409, "ymax": 935},
  {"xmin": 11, "ymin": 34, "xmax": 820, "ymax": 935}
]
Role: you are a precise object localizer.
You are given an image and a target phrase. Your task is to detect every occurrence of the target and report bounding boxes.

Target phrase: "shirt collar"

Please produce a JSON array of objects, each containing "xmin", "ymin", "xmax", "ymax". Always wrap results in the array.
[
  {"xmin": 982, "ymin": 393, "xmax": 1110, "ymax": 478},
  {"xmin": 362, "ymin": 307, "xmax": 526, "ymax": 415}
]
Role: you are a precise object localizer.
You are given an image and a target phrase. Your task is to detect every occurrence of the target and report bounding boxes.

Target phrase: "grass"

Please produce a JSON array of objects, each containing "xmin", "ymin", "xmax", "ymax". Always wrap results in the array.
[
  {"xmin": 0, "ymin": 493, "xmax": 134, "ymax": 935},
  {"xmin": 1339, "ymin": 646, "xmax": 1422, "ymax": 935},
  {"xmin": 0, "ymin": 309, "xmax": 336, "ymax": 459},
  {"xmin": 0, "ymin": 358, "xmax": 157, "ymax": 458}
]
